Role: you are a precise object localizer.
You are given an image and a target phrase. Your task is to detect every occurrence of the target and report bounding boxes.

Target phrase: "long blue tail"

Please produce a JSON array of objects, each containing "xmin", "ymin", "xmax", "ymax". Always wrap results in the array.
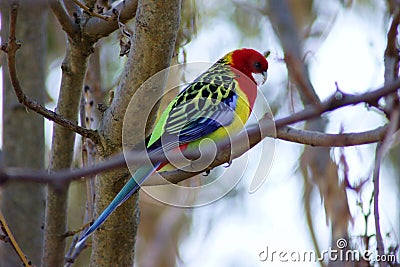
[{"xmin": 75, "ymin": 162, "xmax": 161, "ymax": 248}]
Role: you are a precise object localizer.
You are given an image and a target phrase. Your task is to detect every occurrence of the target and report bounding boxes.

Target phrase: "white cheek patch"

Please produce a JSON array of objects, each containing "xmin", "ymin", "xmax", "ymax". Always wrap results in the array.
[{"xmin": 252, "ymin": 72, "xmax": 267, "ymax": 87}]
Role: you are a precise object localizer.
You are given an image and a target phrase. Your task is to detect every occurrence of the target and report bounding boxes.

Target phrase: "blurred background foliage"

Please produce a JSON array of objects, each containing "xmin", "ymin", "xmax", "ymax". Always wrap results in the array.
[{"xmin": 1, "ymin": 0, "xmax": 399, "ymax": 266}]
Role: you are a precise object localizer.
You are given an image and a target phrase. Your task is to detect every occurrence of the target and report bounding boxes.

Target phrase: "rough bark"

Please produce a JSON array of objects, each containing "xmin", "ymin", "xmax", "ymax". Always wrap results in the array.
[
  {"xmin": 91, "ymin": 1, "xmax": 181, "ymax": 266},
  {"xmin": 0, "ymin": 2, "xmax": 46, "ymax": 265},
  {"xmin": 42, "ymin": 0, "xmax": 138, "ymax": 264}
]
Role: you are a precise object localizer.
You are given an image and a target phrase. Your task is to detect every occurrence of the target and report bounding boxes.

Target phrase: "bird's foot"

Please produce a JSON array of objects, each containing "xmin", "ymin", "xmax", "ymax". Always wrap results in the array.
[
  {"xmin": 224, "ymin": 160, "xmax": 232, "ymax": 168},
  {"xmin": 203, "ymin": 169, "xmax": 211, "ymax": 176}
]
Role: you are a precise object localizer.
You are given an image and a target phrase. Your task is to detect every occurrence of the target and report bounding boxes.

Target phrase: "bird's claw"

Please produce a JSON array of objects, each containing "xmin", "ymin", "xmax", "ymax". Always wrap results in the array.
[
  {"xmin": 203, "ymin": 169, "xmax": 211, "ymax": 176},
  {"xmin": 224, "ymin": 160, "xmax": 232, "ymax": 168}
]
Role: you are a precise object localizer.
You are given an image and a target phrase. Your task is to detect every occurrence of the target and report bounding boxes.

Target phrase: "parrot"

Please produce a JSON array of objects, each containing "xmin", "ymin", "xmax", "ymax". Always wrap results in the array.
[{"xmin": 76, "ymin": 48, "xmax": 268, "ymax": 248}]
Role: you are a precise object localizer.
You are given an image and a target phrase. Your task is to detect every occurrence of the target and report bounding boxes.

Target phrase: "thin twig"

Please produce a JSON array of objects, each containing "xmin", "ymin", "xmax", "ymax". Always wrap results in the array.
[
  {"xmin": 384, "ymin": 7, "xmax": 400, "ymax": 113},
  {"xmin": 64, "ymin": 87, "xmax": 97, "ymax": 266},
  {"xmin": 64, "ymin": 234, "xmax": 79, "ymax": 265},
  {"xmin": 64, "ymin": 222, "xmax": 90, "ymax": 265},
  {"xmin": 62, "ymin": 222, "xmax": 92, "ymax": 238},
  {"xmin": 373, "ymin": 108, "xmax": 400, "ymax": 267},
  {"xmin": 302, "ymin": 176, "xmax": 326, "ymax": 267},
  {"xmin": 64, "ymin": 235, "xmax": 88, "ymax": 266},
  {"xmin": 0, "ymin": 2, "xmax": 100, "ymax": 144},
  {"xmin": 0, "ymin": 234, "xmax": 9, "ymax": 242},
  {"xmin": 373, "ymin": 143, "xmax": 384, "ymax": 267},
  {"xmin": 81, "ymin": 86, "xmax": 96, "ymax": 220},
  {"xmin": 71, "ymin": 0, "xmax": 112, "ymax": 21},
  {"xmin": 0, "ymin": 210, "xmax": 33, "ymax": 267}
]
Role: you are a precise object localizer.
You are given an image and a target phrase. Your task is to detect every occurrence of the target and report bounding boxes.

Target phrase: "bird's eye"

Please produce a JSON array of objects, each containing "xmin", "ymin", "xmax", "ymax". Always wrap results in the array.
[{"xmin": 254, "ymin": 62, "xmax": 261, "ymax": 69}]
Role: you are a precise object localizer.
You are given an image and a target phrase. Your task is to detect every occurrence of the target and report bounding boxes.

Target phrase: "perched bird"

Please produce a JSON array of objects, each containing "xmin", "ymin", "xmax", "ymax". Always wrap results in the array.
[{"xmin": 76, "ymin": 48, "xmax": 268, "ymax": 247}]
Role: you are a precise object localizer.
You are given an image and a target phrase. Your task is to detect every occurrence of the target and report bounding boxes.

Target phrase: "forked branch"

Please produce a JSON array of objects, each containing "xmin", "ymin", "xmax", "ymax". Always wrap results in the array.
[{"xmin": 0, "ymin": 2, "xmax": 100, "ymax": 144}]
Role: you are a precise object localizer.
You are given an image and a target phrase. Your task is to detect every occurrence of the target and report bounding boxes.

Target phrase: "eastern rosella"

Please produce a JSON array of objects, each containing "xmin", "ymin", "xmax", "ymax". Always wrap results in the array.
[{"xmin": 76, "ymin": 48, "xmax": 268, "ymax": 247}]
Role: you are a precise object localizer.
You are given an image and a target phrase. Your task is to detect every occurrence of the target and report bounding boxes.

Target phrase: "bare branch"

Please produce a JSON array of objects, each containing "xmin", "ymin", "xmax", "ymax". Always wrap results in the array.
[
  {"xmin": 272, "ymin": 80, "xmax": 400, "ymax": 130},
  {"xmin": 268, "ymin": 0, "xmax": 321, "ymax": 106},
  {"xmin": 64, "ymin": 235, "xmax": 88, "ymax": 266},
  {"xmin": 0, "ymin": 80, "xmax": 398, "ymax": 188},
  {"xmin": 85, "ymin": 0, "xmax": 139, "ymax": 39},
  {"xmin": 384, "ymin": 9, "xmax": 400, "ymax": 80},
  {"xmin": 63, "ymin": 222, "xmax": 91, "ymax": 266},
  {"xmin": 384, "ymin": 8, "xmax": 400, "ymax": 115},
  {"xmin": 70, "ymin": 0, "xmax": 111, "ymax": 21},
  {"xmin": 277, "ymin": 125, "xmax": 388, "ymax": 147},
  {"xmin": 373, "ymin": 107, "xmax": 400, "ymax": 266},
  {"xmin": 0, "ymin": 2, "xmax": 100, "ymax": 144},
  {"xmin": 373, "ymin": 143, "xmax": 384, "ymax": 267},
  {"xmin": 0, "ymin": 210, "xmax": 34, "ymax": 267},
  {"xmin": 48, "ymin": 0, "xmax": 78, "ymax": 37},
  {"xmin": 43, "ymin": 1, "xmax": 99, "ymax": 264},
  {"xmin": 0, "ymin": 154, "xmax": 127, "ymax": 188},
  {"xmin": 371, "ymin": 6, "xmax": 400, "ymax": 266},
  {"xmin": 63, "ymin": 86, "xmax": 97, "ymax": 266}
]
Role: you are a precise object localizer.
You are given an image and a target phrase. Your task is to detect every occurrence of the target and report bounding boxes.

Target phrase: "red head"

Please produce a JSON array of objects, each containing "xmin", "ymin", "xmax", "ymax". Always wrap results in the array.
[
  {"xmin": 224, "ymin": 48, "xmax": 269, "ymax": 86},
  {"xmin": 221, "ymin": 48, "xmax": 268, "ymax": 109}
]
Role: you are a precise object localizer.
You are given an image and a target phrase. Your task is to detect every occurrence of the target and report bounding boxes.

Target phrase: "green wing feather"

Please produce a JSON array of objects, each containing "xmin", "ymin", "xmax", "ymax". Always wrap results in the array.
[{"xmin": 146, "ymin": 60, "xmax": 238, "ymax": 149}]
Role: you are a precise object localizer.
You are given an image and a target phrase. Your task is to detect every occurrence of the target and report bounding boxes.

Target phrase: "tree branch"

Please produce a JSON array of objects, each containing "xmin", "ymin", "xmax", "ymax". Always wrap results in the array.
[
  {"xmin": 276, "ymin": 125, "xmax": 388, "ymax": 147},
  {"xmin": 272, "ymin": 80, "xmax": 400, "ymax": 130},
  {"xmin": 373, "ymin": 107, "xmax": 400, "ymax": 267},
  {"xmin": 85, "ymin": 0, "xmax": 139, "ymax": 39},
  {"xmin": 373, "ymin": 143, "xmax": 384, "ymax": 267},
  {"xmin": 0, "ymin": 210, "xmax": 33, "ymax": 267},
  {"xmin": 70, "ymin": 0, "xmax": 111, "ymax": 21},
  {"xmin": 48, "ymin": 0, "xmax": 78, "ymax": 38},
  {"xmin": 43, "ymin": 1, "xmax": 99, "ymax": 265},
  {"xmin": 268, "ymin": 0, "xmax": 321, "ymax": 106},
  {"xmin": 0, "ymin": 2, "xmax": 100, "ymax": 144},
  {"xmin": 372, "ymin": 5, "xmax": 400, "ymax": 266},
  {"xmin": 0, "ymin": 79, "xmax": 398, "ymax": 188}
]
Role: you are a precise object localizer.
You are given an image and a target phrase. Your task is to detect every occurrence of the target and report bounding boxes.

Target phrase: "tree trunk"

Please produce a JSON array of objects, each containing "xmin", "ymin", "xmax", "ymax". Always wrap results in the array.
[
  {"xmin": 0, "ymin": 2, "xmax": 47, "ymax": 266},
  {"xmin": 91, "ymin": 1, "xmax": 181, "ymax": 266}
]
